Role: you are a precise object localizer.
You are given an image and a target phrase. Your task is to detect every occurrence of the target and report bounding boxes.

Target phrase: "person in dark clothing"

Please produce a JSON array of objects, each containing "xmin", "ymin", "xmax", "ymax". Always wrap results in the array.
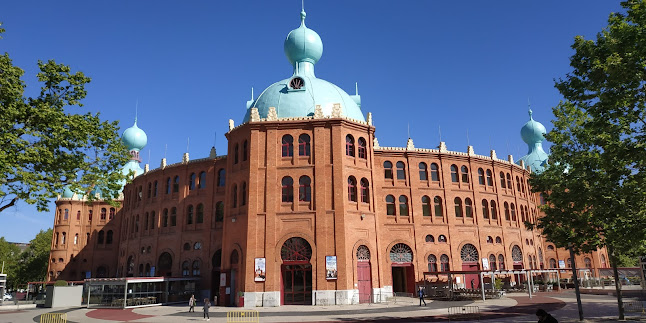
[
  {"xmin": 536, "ymin": 308, "xmax": 558, "ymax": 323},
  {"xmin": 203, "ymin": 298, "xmax": 211, "ymax": 321},
  {"xmin": 418, "ymin": 286, "xmax": 426, "ymax": 306}
]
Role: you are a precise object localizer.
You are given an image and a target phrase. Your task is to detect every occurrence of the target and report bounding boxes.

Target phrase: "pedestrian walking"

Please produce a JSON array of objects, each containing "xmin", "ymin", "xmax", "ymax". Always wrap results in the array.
[
  {"xmin": 418, "ymin": 286, "xmax": 426, "ymax": 306},
  {"xmin": 536, "ymin": 308, "xmax": 558, "ymax": 323},
  {"xmin": 188, "ymin": 294, "xmax": 196, "ymax": 312},
  {"xmin": 203, "ymin": 298, "xmax": 211, "ymax": 321}
]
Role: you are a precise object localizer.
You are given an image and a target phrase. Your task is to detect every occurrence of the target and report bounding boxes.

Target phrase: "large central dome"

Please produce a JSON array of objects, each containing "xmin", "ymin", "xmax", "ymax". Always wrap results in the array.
[{"xmin": 242, "ymin": 10, "xmax": 364, "ymax": 123}]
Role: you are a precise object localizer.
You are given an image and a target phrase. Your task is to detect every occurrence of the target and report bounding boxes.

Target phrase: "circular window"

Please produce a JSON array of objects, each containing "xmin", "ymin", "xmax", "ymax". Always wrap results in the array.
[
  {"xmin": 194, "ymin": 242, "xmax": 202, "ymax": 250},
  {"xmin": 281, "ymin": 237, "xmax": 312, "ymax": 262},
  {"xmin": 460, "ymin": 244, "xmax": 479, "ymax": 262},
  {"xmin": 357, "ymin": 245, "xmax": 370, "ymax": 261},
  {"xmin": 183, "ymin": 243, "xmax": 191, "ymax": 251},
  {"xmin": 289, "ymin": 77, "xmax": 304, "ymax": 89},
  {"xmin": 512, "ymin": 245, "xmax": 523, "ymax": 262},
  {"xmin": 389, "ymin": 243, "xmax": 413, "ymax": 263}
]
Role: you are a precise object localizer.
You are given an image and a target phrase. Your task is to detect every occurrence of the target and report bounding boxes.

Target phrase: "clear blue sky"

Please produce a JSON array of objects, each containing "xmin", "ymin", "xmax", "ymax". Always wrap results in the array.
[{"xmin": 1, "ymin": 1, "xmax": 623, "ymax": 242}]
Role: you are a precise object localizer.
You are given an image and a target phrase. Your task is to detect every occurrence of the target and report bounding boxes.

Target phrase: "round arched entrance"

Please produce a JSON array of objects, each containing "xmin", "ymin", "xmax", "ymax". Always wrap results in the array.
[
  {"xmin": 280, "ymin": 237, "xmax": 312, "ymax": 305},
  {"xmin": 356, "ymin": 245, "xmax": 372, "ymax": 304},
  {"xmin": 157, "ymin": 252, "xmax": 173, "ymax": 276},
  {"xmin": 389, "ymin": 243, "xmax": 414, "ymax": 294},
  {"xmin": 460, "ymin": 243, "xmax": 480, "ymax": 289}
]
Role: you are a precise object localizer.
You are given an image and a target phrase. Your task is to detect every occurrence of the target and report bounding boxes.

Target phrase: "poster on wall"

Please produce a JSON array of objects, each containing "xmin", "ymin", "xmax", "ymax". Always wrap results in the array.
[
  {"xmin": 220, "ymin": 273, "xmax": 227, "ymax": 287},
  {"xmin": 558, "ymin": 260, "xmax": 566, "ymax": 269},
  {"xmin": 326, "ymin": 256, "xmax": 337, "ymax": 280},
  {"xmin": 482, "ymin": 257, "xmax": 490, "ymax": 271},
  {"xmin": 254, "ymin": 258, "xmax": 266, "ymax": 282}
]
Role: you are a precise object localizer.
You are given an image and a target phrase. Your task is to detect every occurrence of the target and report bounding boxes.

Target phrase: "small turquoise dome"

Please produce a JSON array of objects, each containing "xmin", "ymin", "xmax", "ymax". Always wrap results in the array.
[
  {"xmin": 61, "ymin": 185, "xmax": 75, "ymax": 198},
  {"xmin": 121, "ymin": 160, "xmax": 144, "ymax": 179},
  {"xmin": 284, "ymin": 10, "xmax": 323, "ymax": 65},
  {"xmin": 122, "ymin": 121, "xmax": 147, "ymax": 152},
  {"xmin": 521, "ymin": 109, "xmax": 546, "ymax": 144}
]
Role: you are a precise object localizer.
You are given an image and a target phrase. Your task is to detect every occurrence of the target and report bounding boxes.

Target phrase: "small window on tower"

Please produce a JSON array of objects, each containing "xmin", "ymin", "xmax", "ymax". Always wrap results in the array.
[{"xmin": 290, "ymin": 77, "xmax": 304, "ymax": 89}]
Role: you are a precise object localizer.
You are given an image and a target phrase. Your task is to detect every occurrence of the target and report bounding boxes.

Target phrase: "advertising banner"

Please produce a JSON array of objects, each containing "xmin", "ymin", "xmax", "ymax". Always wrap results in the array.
[
  {"xmin": 326, "ymin": 256, "xmax": 337, "ymax": 280},
  {"xmin": 254, "ymin": 258, "xmax": 266, "ymax": 282}
]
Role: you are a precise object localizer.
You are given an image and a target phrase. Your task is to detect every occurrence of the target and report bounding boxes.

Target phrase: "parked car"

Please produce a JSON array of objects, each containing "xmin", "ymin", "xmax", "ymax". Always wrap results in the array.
[{"xmin": 3, "ymin": 293, "xmax": 12, "ymax": 301}]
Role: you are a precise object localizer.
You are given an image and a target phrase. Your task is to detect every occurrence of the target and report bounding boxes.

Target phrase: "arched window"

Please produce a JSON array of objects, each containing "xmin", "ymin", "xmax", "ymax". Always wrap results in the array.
[
  {"xmin": 187, "ymin": 205, "xmax": 194, "ymax": 225},
  {"xmin": 232, "ymin": 185, "xmax": 238, "ymax": 207},
  {"xmin": 241, "ymin": 182, "xmax": 247, "ymax": 206},
  {"xmin": 163, "ymin": 209, "xmax": 169, "ymax": 227},
  {"xmin": 348, "ymin": 176, "xmax": 357, "ymax": 202},
  {"xmin": 601, "ymin": 255, "xmax": 607, "ymax": 268},
  {"xmin": 64, "ymin": 209, "xmax": 69, "ymax": 220},
  {"xmin": 512, "ymin": 245, "xmax": 523, "ymax": 262},
  {"xmin": 528, "ymin": 255, "xmax": 534, "ymax": 269},
  {"xmin": 298, "ymin": 134, "xmax": 310, "ymax": 156},
  {"xmin": 516, "ymin": 176, "xmax": 521, "ymax": 191},
  {"xmin": 425, "ymin": 235, "xmax": 435, "ymax": 243},
  {"xmin": 166, "ymin": 177, "xmax": 171, "ymax": 194},
  {"xmin": 489, "ymin": 254, "xmax": 497, "ymax": 270},
  {"xmin": 396, "ymin": 162, "xmax": 406, "ymax": 180},
  {"xmin": 422, "ymin": 196, "xmax": 431, "ymax": 216},
  {"xmin": 192, "ymin": 260, "xmax": 201, "ymax": 276},
  {"xmin": 234, "ymin": 144, "xmax": 240, "ymax": 164},
  {"xmin": 158, "ymin": 252, "xmax": 173, "ymax": 276},
  {"xmin": 76, "ymin": 210, "xmax": 80, "ymax": 220},
  {"xmin": 98, "ymin": 231, "xmax": 104, "ymax": 244},
  {"xmin": 419, "ymin": 163, "xmax": 428, "ymax": 181},
  {"xmin": 430, "ymin": 163, "xmax": 440, "ymax": 181},
  {"xmin": 100, "ymin": 208, "xmax": 106, "ymax": 220},
  {"xmin": 465, "ymin": 198, "xmax": 473, "ymax": 217},
  {"xmin": 138, "ymin": 264, "xmax": 144, "ymax": 276},
  {"xmin": 434, "ymin": 196, "xmax": 443, "ymax": 217},
  {"xmin": 520, "ymin": 206, "xmax": 526, "ymax": 222},
  {"xmin": 154, "ymin": 180, "xmax": 158, "ymax": 196},
  {"xmin": 491, "ymin": 200, "xmax": 498, "ymax": 219},
  {"xmin": 151, "ymin": 211, "xmax": 156, "ymax": 229},
  {"xmin": 281, "ymin": 238, "xmax": 312, "ymax": 262},
  {"xmin": 358, "ymin": 137, "xmax": 367, "ymax": 159},
  {"xmin": 282, "ymin": 135, "xmax": 293, "ymax": 157},
  {"xmin": 389, "ymin": 243, "xmax": 413, "ymax": 263},
  {"xmin": 500, "ymin": 172, "xmax": 506, "ymax": 188},
  {"xmin": 495, "ymin": 236, "xmax": 502, "ymax": 244},
  {"xmin": 399, "ymin": 195, "xmax": 409, "ymax": 216},
  {"xmin": 189, "ymin": 173, "xmax": 196, "ymax": 190},
  {"xmin": 486, "ymin": 170, "xmax": 493, "ymax": 186},
  {"xmin": 438, "ymin": 235, "xmax": 447, "ymax": 243},
  {"xmin": 486, "ymin": 236, "xmax": 493, "ymax": 243},
  {"xmin": 243, "ymin": 140, "xmax": 248, "ymax": 161},
  {"xmin": 88, "ymin": 210, "xmax": 93, "ymax": 221},
  {"xmin": 144, "ymin": 212, "xmax": 149, "ymax": 230},
  {"xmin": 498, "ymin": 254, "xmax": 505, "ymax": 270},
  {"xmin": 299, "ymin": 176, "xmax": 311, "ymax": 202},
  {"xmin": 196, "ymin": 204, "xmax": 204, "ymax": 224},
  {"xmin": 173, "ymin": 176, "xmax": 180, "ymax": 193},
  {"xmin": 440, "ymin": 254, "xmax": 450, "ymax": 271},
  {"xmin": 454, "ymin": 197, "xmax": 463, "ymax": 217},
  {"xmin": 450, "ymin": 165, "xmax": 459, "ymax": 182},
  {"xmin": 549, "ymin": 258, "xmax": 557, "ymax": 268},
  {"xmin": 426, "ymin": 254, "xmax": 438, "ymax": 272},
  {"xmin": 460, "ymin": 244, "xmax": 479, "ymax": 262},
  {"xmin": 547, "ymin": 244, "xmax": 555, "ymax": 250},
  {"xmin": 506, "ymin": 173, "xmax": 512, "ymax": 189},
  {"xmin": 504, "ymin": 202, "xmax": 510, "ymax": 220},
  {"xmin": 199, "ymin": 172, "xmax": 206, "ymax": 189},
  {"xmin": 360, "ymin": 178, "xmax": 370, "ymax": 203},
  {"xmin": 145, "ymin": 263, "xmax": 151, "ymax": 277},
  {"xmin": 215, "ymin": 202, "xmax": 224, "ymax": 222},
  {"xmin": 584, "ymin": 257, "xmax": 592, "ymax": 268},
  {"xmin": 478, "ymin": 168, "xmax": 485, "ymax": 185},
  {"xmin": 218, "ymin": 169, "xmax": 226, "ymax": 187},
  {"xmin": 384, "ymin": 161, "xmax": 393, "ymax": 179},
  {"xmin": 109, "ymin": 208, "xmax": 115, "ymax": 219},
  {"xmin": 55, "ymin": 232, "xmax": 59, "ymax": 245},
  {"xmin": 346, "ymin": 135, "xmax": 355, "ymax": 156},
  {"xmin": 106, "ymin": 230, "xmax": 113, "ymax": 244},
  {"xmin": 510, "ymin": 203, "xmax": 517, "ymax": 221},
  {"xmin": 182, "ymin": 261, "xmax": 190, "ymax": 276},
  {"xmin": 567, "ymin": 258, "xmax": 572, "ymax": 268},
  {"xmin": 461, "ymin": 166, "xmax": 469, "ymax": 183},
  {"xmin": 171, "ymin": 207, "xmax": 177, "ymax": 226},
  {"xmin": 282, "ymin": 177, "xmax": 293, "ymax": 202},
  {"xmin": 386, "ymin": 195, "xmax": 396, "ymax": 215},
  {"xmin": 521, "ymin": 178, "xmax": 525, "ymax": 194},
  {"xmin": 74, "ymin": 233, "xmax": 78, "ymax": 244},
  {"xmin": 482, "ymin": 200, "xmax": 489, "ymax": 219},
  {"xmin": 357, "ymin": 246, "xmax": 370, "ymax": 261}
]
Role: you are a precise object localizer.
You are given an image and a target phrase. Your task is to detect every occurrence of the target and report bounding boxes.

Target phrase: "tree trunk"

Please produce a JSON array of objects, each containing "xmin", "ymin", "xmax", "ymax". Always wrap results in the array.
[
  {"xmin": 609, "ymin": 246, "xmax": 624, "ymax": 320},
  {"xmin": 569, "ymin": 247, "xmax": 584, "ymax": 321}
]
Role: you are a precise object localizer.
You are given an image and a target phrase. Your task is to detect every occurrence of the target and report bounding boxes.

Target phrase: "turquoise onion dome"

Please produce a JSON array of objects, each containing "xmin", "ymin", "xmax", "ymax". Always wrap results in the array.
[
  {"xmin": 61, "ymin": 185, "xmax": 75, "ymax": 198},
  {"xmin": 243, "ymin": 10, "xmax": 364, "ymax": 123},
  {"xmin": 121, "ymin": 120, "xmax": 147, "ymax": 152},
  {"xmin": 518, "ymin": 108, "xmax": 549, "ymax": 173}
]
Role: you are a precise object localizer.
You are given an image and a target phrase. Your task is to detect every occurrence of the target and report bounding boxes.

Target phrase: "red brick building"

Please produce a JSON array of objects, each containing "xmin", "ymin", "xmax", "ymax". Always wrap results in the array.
[{"xmin": 48, "ymin": 9, "xmax": 607, "ymax": 307}]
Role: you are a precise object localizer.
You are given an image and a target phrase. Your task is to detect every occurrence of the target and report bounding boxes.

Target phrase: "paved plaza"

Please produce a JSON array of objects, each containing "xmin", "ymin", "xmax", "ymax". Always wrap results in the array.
[{"xmin": 1, "ymin": 291, "xmax": 646, "ymax": 322}]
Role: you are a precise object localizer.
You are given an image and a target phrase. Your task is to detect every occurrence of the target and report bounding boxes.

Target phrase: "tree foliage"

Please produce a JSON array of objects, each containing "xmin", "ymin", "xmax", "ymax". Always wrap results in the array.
[
  {"xmin": 529, "ymin": 1, "xmax": 646, "ymax": 319},
  {"xmin": 0, "ymin": 24, "xmax": 129, "ymax": 213},
  {"xmin": 0, "ymin": 237, "xmax": 21, "ymax": 289},
  {"xmin": 15, "ymin": 229, "xmax": 53, "ymax": 286}
]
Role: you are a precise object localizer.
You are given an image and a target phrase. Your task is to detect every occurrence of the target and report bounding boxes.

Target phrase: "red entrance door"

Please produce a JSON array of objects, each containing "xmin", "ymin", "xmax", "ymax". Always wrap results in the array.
[
  {"xmin": 357, "ymin": 261, "xmax": 371, "ymax": 303},
  {"xmin": 462, "ymin": 263, "xmax": 480, "ymax": 289},
  {"xmin": 281, "ymin": 264, "xmax": 312, "ymax": 305}
]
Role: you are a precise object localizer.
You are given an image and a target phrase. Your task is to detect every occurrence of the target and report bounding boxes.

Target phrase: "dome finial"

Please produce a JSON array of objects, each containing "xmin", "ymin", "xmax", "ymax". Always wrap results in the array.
[
  {"xmin": 300, "ymin": 0, "xmax": 306, "ymax": 25},
  {"xmin": 528, "ymin": 98, "xmax": 533, "ymax": 120},
  {"xmin": 134, "ymin": 99, "xmax": 139, "ymax": 125}
]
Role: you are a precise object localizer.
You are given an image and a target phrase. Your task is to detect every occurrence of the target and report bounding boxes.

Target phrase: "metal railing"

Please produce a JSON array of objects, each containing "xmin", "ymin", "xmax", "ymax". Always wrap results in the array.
[
  {"xmin": 448, "ymin": 306, "xmax": 480, "ymax": 321},
  {"xmin": 226, "ymin": 310, "xmax": 260, "ymax": 323},
  {"xmin": 40, "ymin": 313, "xmax": 67, "ymax": 323}
]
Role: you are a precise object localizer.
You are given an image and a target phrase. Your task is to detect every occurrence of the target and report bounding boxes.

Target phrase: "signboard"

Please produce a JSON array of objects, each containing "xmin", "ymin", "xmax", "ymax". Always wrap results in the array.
[
  {"xmin": 220, "ymin": 273, "xmax": 227, "ymax": 287},
  {"xmin": 558, "ymin": 260, "xmax": 566, "ymax": 269},
  {"xmin": 85, "ymin": 271, "xmax": 92, "ymax": 279},
  {"xmin": 254, "ymin": 258, "xmax": 266, "ymax": 282},
  {"xmin": 326, "ymin": 256, "xmax": 337, "ymax": 280},
  {"xmin": 482, "ymin": 257, "xmax": 490, "ymax": 271}
]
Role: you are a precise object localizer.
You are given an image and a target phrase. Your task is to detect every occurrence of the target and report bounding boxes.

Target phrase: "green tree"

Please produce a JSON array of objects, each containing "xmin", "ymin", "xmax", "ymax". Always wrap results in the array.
[
  {"xmin": 0, "ymin": 24, "xmax": 129, "ymax": 213},
  {"xmin": 0, "ymin": 237, "xmax": 21, "ymax": 289},
  {"xmin": 15, "ymin": 229, "xmax": 53, "ymax": 286},
  {"xmin": 530, "ymin": 1, "xmax": 646, "ymax": 319}
]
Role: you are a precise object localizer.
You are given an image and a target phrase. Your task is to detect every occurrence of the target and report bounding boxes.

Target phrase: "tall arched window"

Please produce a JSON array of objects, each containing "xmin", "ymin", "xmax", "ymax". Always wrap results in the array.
[
  {"xmin": 346, "ymin": 135, "xmax": 355, "ymax": 156},
  {"xmin": 498, "ymin": 254, "xmax": 505, "ymax": 270},
  {"xmin": 500, "ymin": 172, "xmax": 506, "ymax": 188},
  {"xmin": 461, "ymin": 166, "xmax": 469, "ymax": 183},
  {"xmin": 166, "ymin": 177, "xmax": 171, "ymax": 194},
  {"xmin": 440, "ymin": 254, "xmax": 450, "ymax": 271},
  {"xmin": 465, "ymin": 198, "xmax": 473, "ymax": 217},
  {"xmin": 109, "ymin": 208, "xmax": 115, "ymax": 219},
  {"xmin": 154, "ymin": 180, "xmax": 158, "ymax": 196},
  {"xmin": 358, "ymin": 137, "xmax": 367, "ymax": 159},
  {"xmin": 478, "ymin": 168, "xmax": 485, "ymax": 185},
  {"xmin": 282, "ymin": 135, "xmax": 293, "ymax": 157},
  {"xmin": 98, "ymin": 231, "xmax": 104, "ymax": 244},
  {"xmin": 347, "ymin": 176, "xmax": 357, "ymax": 202},
  {"xmin": 504, "ymin": 202, "xmax": 510, "ymax": 220},
  {"xmin": 549, "ymin": 258, "xmax": 557, "ymax": 268},
  {"xmin": 243, "ymin": 140, "xmax": 248, "ymax": 161},
  {"xmin": 186, "ymin": 205, "xmax": 194, "ymax": 225},
  {"xmin": 506, "ymin": 173, "xmax": 512, "ymax": 189},
  {"xmin": 516, "ymin": 176, "xmax": 521, "ymax": 191},
  {"xmin": 189, "ymin": 173, "xmax": 196, "ymax": 190},
  {"xmin": 241, "ymin": 182, "xmax": 247, "ymax": 206},
  {"xmin": 74, "ymin": 233, "xmax": 78, "ymax": 244},
  {"xmin": 218, "ymin": 169, "xmax": 226, "ymax": 187},
  {"xmin": 199, "ymin": 172, "xmax": 206, "ymax": 189},
  {"xmin": 171, "ymin": 207, "xmax": 177, "ymax": 226},
  {"xmin": 173, "ymin": 176, "xmax": 180, "ymax": 193},
  {"xmin": 584, "ymin": 257, "xmax": 592, "ymax": 268},
  {"xmin": 520, "ymin": 206, "xmax": 526, "ymax": 222},
  {"xmin": 196, "ymin": 204, "xmax": 204, "ymax": 223},
  {"xmin": 232, "ymin": 185, "xmax": 238, "ymax": 207},
  {"xmin": 491, "ymin": 200, "xmax": 498, "ymax": 219},
  {"xmin": 454, "ymin": 197, "xmax": 463, "ymax": 217},
  {"xmin": 422, "ymin": 196, "xmax": 431, "ymax": 216},
  {"xmin": 163, "ymin": 209, "xmax": 169, "ymax": 227},
  {"xmin": 64, "ymin": 209, "xmax": 69, "ymax": 220},
  {"xmin": 192, "ymin": 260, "xmax": 201, "ymax": 276},
  {"xmin": 482, "ymin": 200, "xmax": 489, "ymax": 219},
  {"xmin": 182, "ymin": 261, "xmax": 190, "ymax": 276},
  {"xmin": 106, "ymin": 230, "xmax": 113, "ymax": 244},
  {"xmin": 396, "ymin": 162, "xmax": 406, "ymax": 180},
  {"xmin": 428, "ymin": 254, "xmax": 438, "ymax": 272},
  {"xmin": 386, "ymin": 195, "xmax": 396, "ymax": 215},
  {"xmin": 360, "ymin": 178, "xmax": 369, "ymax": 203},
  {"xmin": 601, "ymin": 255, "xmax": 607, "ymax": 268},
  {"xmin": 282, "ymin": 177, "xmax": 293, "ymax": 202},
  {"xmin": 489, "ymin": 254, "xmax": 497, "ymax": 270},
  {"xmin": 510, "ymin": 203, "xmax": 517, "ymax": 221},
  {"xmin": 434, "ymin": 196, "xmax": 443, "ymax": 217},
  {"xmin": 76, "ymin": 210, "xmax": 81, "ymax": 220},
  {"xmin": 384, "ymin": 161, "xmax": 393, "ymax": 179},
  {"xmin": 215, "ymin": 202, "xmax": 224, "ymax": 222},
  {"xmin": 298, "ymin": 134, "xmax": 310, "ymax": 156},
  {"xmin": 419, "ymin": 163, "xmax": 428, "ymax": 181},
  {"xmin": 450, "ymin": 165, "xmax": 459, "ymax": 182},
  {"xmin": 299, "ymin": 176, "xmax": 311, "ymax": 202},
  {"xmin": 486, "ymin": 170, "xmax": 493, "ymax": 186},
  {"xmin": 425, "ymin": 235, "xmax": 435, "ymax": 242},
  {"xmin": 399, "ymin": 195, "xmax": 409, "ymax": 216},
  {"xmin": 430, "ymin": 163, "xmax": 440, "ymax": 181},
  {"xmin": 100, "ymin": 208, "xmax": 106, "ymax": 220}
]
